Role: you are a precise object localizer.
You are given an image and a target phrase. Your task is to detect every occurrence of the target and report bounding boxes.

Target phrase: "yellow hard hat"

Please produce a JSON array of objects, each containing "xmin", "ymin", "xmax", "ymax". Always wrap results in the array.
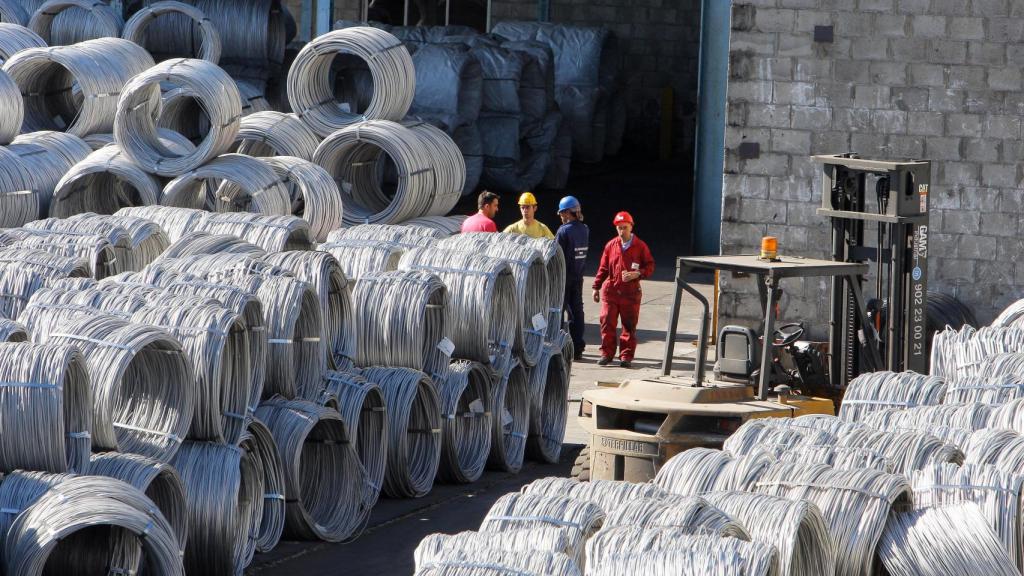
[{"xmin": 518, "ymin": 192, "xmax": 538, "ymax": 206}]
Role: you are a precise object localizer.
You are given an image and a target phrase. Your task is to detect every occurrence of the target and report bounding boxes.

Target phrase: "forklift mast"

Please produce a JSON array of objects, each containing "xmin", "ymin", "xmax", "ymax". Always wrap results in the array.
[{"xmin": 815, "ymin": 154, "xmax": 930, "ymax": 386}]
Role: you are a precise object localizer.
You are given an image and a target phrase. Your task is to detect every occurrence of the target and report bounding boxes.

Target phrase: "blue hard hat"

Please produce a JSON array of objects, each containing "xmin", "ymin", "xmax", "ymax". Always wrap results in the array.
[{"xmin": 558, "ymin": 196, "xmax": 580, "ymax": 212}]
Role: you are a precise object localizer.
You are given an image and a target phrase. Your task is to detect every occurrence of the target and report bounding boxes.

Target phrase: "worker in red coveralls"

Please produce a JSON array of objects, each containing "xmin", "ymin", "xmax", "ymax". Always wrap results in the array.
[
  {"xmin": 461, "ymin": 191, "xmax": 500, "ymax": 233},
  {"xmin": 592, "ymin": 211, "xmax": 655, "ymax": 368}
]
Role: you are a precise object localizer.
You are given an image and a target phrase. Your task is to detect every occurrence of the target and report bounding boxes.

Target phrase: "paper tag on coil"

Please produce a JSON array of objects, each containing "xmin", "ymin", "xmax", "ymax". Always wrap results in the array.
[
  {"xmin": 469, "ymin": 399, "xmax": 485, "ymax": 414},
  {"xmin": 532, "ymin": 313, "xmax": 547, "ymax": 331},
  {"xmin": 437, "ymin": 337, "xmax": 455, "ymax": 357}
]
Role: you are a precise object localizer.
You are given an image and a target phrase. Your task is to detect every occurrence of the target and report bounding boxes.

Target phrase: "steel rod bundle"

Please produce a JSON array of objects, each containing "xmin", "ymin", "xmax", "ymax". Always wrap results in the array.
[
  {"xmin": 839, "ymin": 370, "xmax": 946, "ymax": 422},
  {"xmin": 320, "ymin": 370, "xmax": 388, "ymax": 510},
  {"xmin": 117, "ymin": 205, "xmax": 206, "ymax": 243},
  {"xmin": 912, "ymin": 462, "xmax": 1024, "ymax": 569},
  {"xmin": 0, "ymin": 6, "xmax": 28, "ymax": 27},
  {"xmin": 10, "ymin": 229, "xmax": 120, "ymax": 279},
  {"xmin": 0, "ymin": 145, "xmax": 39, "ymax": 227},
  {"xmin": 488, "ymin": 356, "xmax": 530, "ymax": 473},
  {"xmin": 353, "ymin": 269, "xmax": 448, "ymax": 378},
  {"xmin": 360, "ymin": 366, "xmax": 441, "ymax": 499},
  {"xmin": 17, "ymin": 297, "xmax": 106, "ymax": 344},
  {"xmin": 131, "ymin": 300, "xmax": 250, "ymax": 444},
  {"xmin": 604, "ymin": 495, "xmax": 749, "ymax": 540},
  {"xmin": 122, "ymin": 0, "xmax": 221, "ymax": 62},
  {"xmin": 0, "ymin": 68, "xmax": 20, "ymax": 144},
  {"xmin": 0, "ymin": 470, "xmax": 72, "ymax": 542},
  {"xmin": 161, "ymin": 153, "xmax": 292, "ymax": 215},
  {"xmin": 27, "ymin": 0, "xmax": 124, "ymax": 45},
  {"xmin": 159, "ymin": 231, "xmax": 268, "ymax": 260},
  {"xmin": 753, "ymin": 462, "xmax": 912, "ymax": 576},
  {"xmin": 525, "ymin": 336, "xmax": 568, "ymax": 462},
  {"xmin": 523, "ymin": 477, "xmax": 667, "ymax": 516},
  {"xmin": 488, "ymin": 233, "xmax": 565, "ymax": 339},
  {"xmin": 71, "ymin": 212, "xmax": 171, "ymax": 270},
  {"xmin": 318, "ymin": 238, "xmax": 406, "ymax": 282},
  {"xmin": 479, "ymin": 492, "xmax": 605, "ymax": 568},
  {"xmin": 586, "ymin": 549, "xmax": 744, "ymax": 576},
  {"xmin": 768, "ymin": 414, "xmax": 870, "ymax": 437},
  {"xmin": 436, "ymin": 360, "xmax": 491, "ymax": 484},
  {"xmin": 239, "ymin": 417, "xmax": 286, "ymax": 553},
  {"xmin": 944, "ymin": 374, "xmax": 1024, "ymax": 405},
  {"xmin": 235, "ymin": 110, "xmax": 320, "ymax": 161},
  {"xmin": 776, "ymin": 444, "xmax": 892, "ymax": 473},
  {"xmin": 261, "ymin": 155, "xmax": 342, "ymax": 242},
  {"xmin": 171, "ymin": 439, "xmax": 262, "ymax": 575},
  {"xmin": 47, "ymin": 313, "xmax": 194, "ymax": 461},
  {"xmin": 654, "ymin": 448, "xmax": 734, "ymax": 497},
  {"xmin": 403, "ymin": 215, "xmax": 469, "ymax": 238},
  {"xmin": 704, "ymin": 491, "xmax": 836, "ymax": 576},
  {"xmin": 4, "ymin": 37, "xmax": 152, "ymax": 136},
  {"xmin": 8, "ymin": 130, "xmax": 91, "ymax": 214},
  {"xmin": 586, "ymin": 528, "xmax": 777, "ymax": 576},
  {"xmin": 256, "ymin": 397, "xmax": 370, "ymax": 542},
  {"xmin": 837, "ymin": 427, "xmax": 963, "ymax": 475},
  {"xmin": 24, "ymin": 215, "xmax": 134, "ymax": 272},
  {"xmin": 0, "ymin": 246, "xmax": 90, "ymax": 282},
  {"xmin": 51, "ymin": 144, "xmax": 166, "ymax": 218},
  {"xmin": 404, "ymin": 120, "xmax": 465, "ymax": 216},
  {"xmin": 187, "ymin": 0, "xmax": 285, "ymax": 81},
  {"xmin": 193, "ymin": 211, "xmax": 313, "ymax": 251},
  {"xmin": 417, "ymin": 548, "xmax": 580, "ymax": 576},
  {"xmin": 0, "ymin": 342, "xmax": 91, "ymax": 473},
  {"xmin": 265, "ymin": 250, "xmax": 354, "ymax": 372},
  {"xmin": 930, "ymin": 325, "xmax": 1024, "ymax": 380},
  {"xmin": 287, "ymin": 27, "xmax": 414, "ymax": 137},
  {"xmin": 0, "ymin": 263, "xmax": 48, "ymax": 320},
  {"xmin": 327, "ymin": 222, "xmax": 438, "ymax": 247},
  {"xmin": 415, "ymin": 528, "xmax": 576, "ymax": 571},
  {"xmin": 716, "ymin": 451, "xmax": 777, "ymax": 492},
  {"xmin": 725, "ymin": 419, "xmax": 837, "ymax": 458},
  {"xmin": 399, "ymin": 247, "xmax": 519, "ymax": 364},
  {"xmin": 0, "ymin": 318, "xmax": 27, "ymax": 341},
  {"xmin": 863, "ymin": 404, "xmax": 991, "ymax": 450},
  {"xmin": 0, "ymin": 23, "xmax": 44, "ymax": 64},
  {"xmin": 878, "ymin": 503, "xmax": 1018, "ymax": 576},
  {"xmin": 116, "ymin": 57, "xmax": 241, "ymax": 177}
]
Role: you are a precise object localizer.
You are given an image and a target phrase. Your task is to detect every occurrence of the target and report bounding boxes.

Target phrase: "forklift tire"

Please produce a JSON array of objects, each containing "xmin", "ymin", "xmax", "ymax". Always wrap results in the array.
[{"xmin": 571, "ymin": 445, "xmax": 591, "ymax": 482}]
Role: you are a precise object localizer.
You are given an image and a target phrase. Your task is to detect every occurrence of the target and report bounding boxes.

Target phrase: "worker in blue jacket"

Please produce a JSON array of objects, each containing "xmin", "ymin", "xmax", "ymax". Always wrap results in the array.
[{"xmin": 555, "ymin": 196, "xmax": 589, "ymax": 360}]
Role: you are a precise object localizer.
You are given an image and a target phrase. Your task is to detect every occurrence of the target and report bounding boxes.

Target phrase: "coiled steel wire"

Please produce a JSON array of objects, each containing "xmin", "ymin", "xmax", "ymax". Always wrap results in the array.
[
  {"xmin": 655, "ymin": 448, "xmax": 768, "ymax": 497},
  {"xmin": 0, "ymin": 144, "xmax": 38, "ymax": 228},
  {"xmin": 776, "ymin": 444, "xmax": 891, "ymax": 473},
  {"xmin": 47, "ymin": 313, "xmax": 194, "ymax": 462},
  {"xmin": 28, "ymin": 0, "xmax": 124, "ymax": 45},
  {"xmin": 522, "ymin": 477, "xmax": 665, "ymax": 517},
  {"xmin": 24, "ymin": 215, "xmax": 135, "ymax": 275},
  {"xmin": 0, "ymin": 470, "xmax": 70, "ymax": 540},
  {"xmin": 320, "ymin": 370, "xmax": 387, "ymax": 510},
  {"xmin": 116, "ymin": 57, "xmax": 241, "ymax": 177},
  {"xmin": 239, "ymin": 417, "xmax": 286, "ymax": 554},
  {"xmin": 261, "ymin": 155, "xmax": 342, "ymax": 242},
  {"xmin": 417, "ymin": 547, "xmax": 580, "ymax": 576},
  {"xmin": 526, "ymin": 336, "xmax": 568, "ymax": 463},
  {"xmin": 415, "ymin": 528, "xmax": 576, "ymax": 572},
  {"xmin": 0, "ymin": 3, "xmax": 27, "ymax": 25},
  {"xmin": 287, "ymin": 27, "xmax": 414, "ymax": 137},
  {"xmin": 327, "ymin": 222, "xmax": 437, "ymax": 247},
  {"xmin": 944, "ymin": 374, "xmax": 1024, "ymax": 405},
  {"xmin": 0, "ymin": 247, "xmax": 90, "ymax": 290},
  {"xmin": 0, "ymin": 68, "xmax": 20, "ymax": 144},
  {"xmin": 8, "ymin": 130, "xmax": 91, "ymax": 215},
  {"xmin": 122, "ymin": 0, "xmax": 221, "ymax": 62},
  {"xmin": 51, "ymin": 145, "xmax": 171, "ymax": 218},
  {"xmin": 256, "ymin": 397, "xmax": 370, "ymax": 542},
  {"xmin": 404, "ymin": 119, "xmax": 464, "ymax": 216},
  {"xmin": 837, "ymin": 427, "xmax": 963, "ymax": 475},
  {"xmin": 0, "ymin": 341, "xmax": 91, "ymax": 473},
  {"xmin": 361, "ymin": 366, "xmax": 442, "ymax": 499},
  {"xmin": 587, "ymin": 529, "xmax": 776, "ymax": 576},
  {"xmin": 479, "ymin": 492, "xmax": 605, "ymax": 568},
  {"xmin": 117, "ymin": 205, "xmax": 206, "ymax": 243},
  {"xmin": 724, "ymin": 419, "xmax": 836, "ymax": 458},
  {"xmin": 4, "ymin": 37, "xmax": 153, "ymax": 136},
  {"xmin": 318, "ymin": 237, "xmax": 406, "ymax": 283},
  {"xmin": 235, "ymin": 110, "xmax": 319, "ymax": 161},
  {"xmin": 9, "ymin": 229, "xmax": 120, "ymax": 279},
  {"xmin": 839, "ymin": 370, "xmax": 945, "ymax": 422},
  {"xmin": 403, "ymin": 215, "xmax": 469, "ymax": 238},
  {"xmin": 437, "ymin": 360, "xmax": 491, "ymax": 484},
  {"xmin": 159, "ymin": 231, "xmax": 268, "ymax": 260},
  {"xmin": 0, "ymin": 23, "xmax": 45, "ymax": 63},
  {"xmin": 487, "ymin": 356, "xmax": 530, "ymax": 473},
  {"xmin": 604, "ymin": 495, "xmax": 748, "ymax": 539},
  {"xmin": 193, "ymin": 211, "xmax": 313, "ymax": 251},
  {"xmin": 71, "ymin": 212, "xmax": 171, "ymax": 270},
  {"xmin": 161, "ymin": 153, "xmax": 292, "ymax": 216},
  {"xmin": 0, "ymin": 317, "xmax": 27, "ymax": 341}
]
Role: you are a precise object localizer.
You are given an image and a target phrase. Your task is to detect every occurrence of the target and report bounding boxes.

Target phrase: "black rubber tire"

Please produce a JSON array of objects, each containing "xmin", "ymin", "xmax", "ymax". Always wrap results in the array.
[{"xmin": 570, "ymin": 444, "xmax": 590, "ymax": 482}]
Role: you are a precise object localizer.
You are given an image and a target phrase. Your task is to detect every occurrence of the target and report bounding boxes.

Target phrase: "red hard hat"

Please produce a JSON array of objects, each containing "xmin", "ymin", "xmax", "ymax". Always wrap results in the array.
[{"xmin": 613, "ymin": 211, "xmax": 634, "ymax": 226}]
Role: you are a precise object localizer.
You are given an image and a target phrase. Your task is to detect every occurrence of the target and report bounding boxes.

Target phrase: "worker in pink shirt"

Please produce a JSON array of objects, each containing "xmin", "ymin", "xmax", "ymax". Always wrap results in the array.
[{"xmin": 461, "ymin": 191, "xmax": 500, "ymax": 233}]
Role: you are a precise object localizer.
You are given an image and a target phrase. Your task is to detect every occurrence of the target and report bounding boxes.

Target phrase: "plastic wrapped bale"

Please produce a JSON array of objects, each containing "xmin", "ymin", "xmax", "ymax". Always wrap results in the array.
[
  {"xmin": 542, "ymin": 112, "xmax": 572, "ymax": 189},
  {"xmin": 467, "ymin": 43, "xmax": 525, "ymax": 117},
  {"xmin": 501, "ymin": 40, "xmax": 553, "ymax": 130},
  {"xmin": 604, "ymin": 88, "xmax": 626, "ymax": 157},
  {"xmin": 410, "ymin": 43, "xmax": 482, "ymax": 128},
  {"xmin": 517, "ymin": 111, "xmax": 561, "ymax": 191},
  {"xmin": 478, "ymin": 115, "xmax": 521, "ymax": 193}
]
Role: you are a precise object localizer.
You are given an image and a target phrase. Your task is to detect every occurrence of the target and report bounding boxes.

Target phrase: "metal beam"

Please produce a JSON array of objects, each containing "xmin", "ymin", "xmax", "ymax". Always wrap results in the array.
[{"xmin": 315, "ymin": 0, "xmax": 334, "ymax": 36}]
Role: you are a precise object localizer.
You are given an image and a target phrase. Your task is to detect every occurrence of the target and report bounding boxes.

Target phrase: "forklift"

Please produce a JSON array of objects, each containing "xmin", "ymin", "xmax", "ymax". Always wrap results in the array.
[{"xmin": 573, "ymin": 155, "xmax": 931, "ymax": 482}]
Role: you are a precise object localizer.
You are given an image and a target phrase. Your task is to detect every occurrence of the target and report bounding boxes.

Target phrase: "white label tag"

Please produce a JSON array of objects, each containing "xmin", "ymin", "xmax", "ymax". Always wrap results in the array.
[
  {"xmin": 531, "ymin": 313, "xmax": 547, "ymax": 331},
  {"xmin": 502, "ymin": 408, "xmax": 513, "ymax": 427},
  {"xmin": 339, "ymin": 102, "xmax": 351, "ymax": 113},
  {"xmin": 437, "ymin": 337, "xmax": 455, "ymax": 358},
  {"xmin": 469, "ymin": 399, "xmax": 485, "ymax": 414}
]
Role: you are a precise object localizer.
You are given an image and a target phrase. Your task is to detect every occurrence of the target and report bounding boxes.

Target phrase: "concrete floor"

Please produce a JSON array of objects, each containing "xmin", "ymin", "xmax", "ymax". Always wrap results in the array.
[{"xmin": 250, "ymin": 272, "xmax": 714, "ymax": 575}]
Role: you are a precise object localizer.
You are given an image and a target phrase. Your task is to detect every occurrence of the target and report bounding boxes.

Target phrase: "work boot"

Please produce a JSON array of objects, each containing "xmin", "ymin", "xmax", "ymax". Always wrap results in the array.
[
  {"xmin": 573, "ymin": 350, "xmax": 584, "ymax": 361},
  {"xmin": 620, "ymin": 360, "xmax": 632, "ymax": 368},
  {"xmin": 598, "ymin": 357, "xmax": 611, "ymax": 366}
]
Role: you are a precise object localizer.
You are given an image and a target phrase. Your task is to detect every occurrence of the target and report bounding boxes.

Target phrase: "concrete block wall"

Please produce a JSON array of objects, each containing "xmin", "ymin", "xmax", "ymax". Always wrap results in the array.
[{"xmin": 721, "ymin": 0, "xmax": 1024, "ymax": 334}]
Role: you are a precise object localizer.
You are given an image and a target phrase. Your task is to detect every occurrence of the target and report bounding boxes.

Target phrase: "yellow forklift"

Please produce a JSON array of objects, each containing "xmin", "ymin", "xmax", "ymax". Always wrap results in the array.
[{"xmin": 573, "ymin": 155, "xmax": 931, "ymax": 482}]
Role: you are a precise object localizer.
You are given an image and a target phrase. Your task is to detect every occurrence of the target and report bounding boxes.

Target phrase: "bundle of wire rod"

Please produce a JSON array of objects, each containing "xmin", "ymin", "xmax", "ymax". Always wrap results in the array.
[
  {"xmin": 256, "ymin": 397, "xmax": 371, "ymax": 542},
  {"xmin": 9, "ymin": 229, "xmax": 120, "ymax": 279},
  {"xmin": 724, "ymin": 419, "xmax": 836, "ymax": 458},
  {"xmin": 0, "ymin": 247, "xmax": 90, "ymax": 288},
  {"xmin": 353, "ymin": 269, "xmax": 449, "ymax": 378},
  {"xmin": 51, "ymin": 145, "xmax": 168, "ymax": 218},
  {"xmin": 500, "ymin": 234, "xmax": 565, "ymax": 340},
  {"xmin": 0, "ymin": 23, "xmax": 45, "ymax": 64},
  {"xmin": 0, "ymin": 470, "xmax": 70, "ymax": 539},
  {"xmin": 23, "ymin": 216, "xmax": 135, "ymax": 275},
  {"xmin": 930, "ymin": 325, "xmax": 1024, "ymax": 380},
  {"xmin": 0, "ymin": 68, "xmax": 20, "ymax": 144},
  {"xmin": 85, "ymin": 129, "xmax": 194, "ymax": 152},
  {"xmin": 26, "ymin": 0, "xmax": 123, "ymax": 43},
  {"xmin": 71, "ymin": 213, "xmax": 171, "ymax": 270},
  {"xmin": 654, "ymin": 448, "xmax": 734, "ymax": 496},
  {"xmin": 261, "ymin": 155, "xmax": 342, "ymax": 242},
  {"xmin": 415, "ymin": 527, "xmax": 576, "ymax": 572},
  {"xmin": 0, "ymin": 145, "xmax": 40, "ymax": 228},
  {"xmin": 878, "ymin": 503, "xmax": 1018, "ymax": 576},
  {"xmin": 115, "ymin": 57, "xmax": 241, "ymax": 177},
  {"xmin": 603, "ymin": 494, "xmax": 749, "ymax": 539},
  {"xmin": 776, "ymin": 444, "xmax": 892, "ymax": 473},
  {"xmin": 7, "ymin": 130, "xmax": 91, "ymax": 215},
  {"xmin": 525, "ymin": 336, "xmax": 568, "ymax": 463},
  {"xmin": 361, "ymin": 366, "xmax": 442, "ymax": 499},
  {"xmin": 838, "ymin": 370, "xmax": 946, "ymax": 422},
  {"xmin": 161, "ymin": 153, "xmax": 292, "ymax": 215},
  {"xmin": 189, "ymin": 0, "xmax": 285, "ymax": 79},
  {"xmin": 159, "ymin": 231, "xmax": 267, "ymax": 260},
  {"xmin": 417, "ymin": 547, "xmax": 580, "ymax": 576},
  {"xmin": 835, "ymin": 427, "xmax": 962, "ymax": 475},
  {"xmin": 235, "ymin": 110, "xmax": 320, "ymax": 161},
  {"xmin": 863, "ymin": 404, "xmax": 991, "ymax": 450},
  {"xmin": 192, "ymin": 211, "xmax": 313, "ymax": 251},
  {"xmin": 479, "ymin": 492, "xmax": 605, "ymax": 568},
  {"xmin": 19, "ymin": 295, "xmax": 125, "ymax": 343},
  {"xmin": 239, "ymin": 417, "xmax": 286, "ymax": 554},
  {"xmin": 171, "ymin": 439, "xmax": 262, "ymax": 575},
  {"xmin": 753, "ymin": 461, "xmax": 912, "ymax": 576},
  {"xmin": 522, "ymin": 477, "xmax": 667, "ymax": 516},
  {"xmin": 403, "ymin": 120, "xmax": 465, "ymax": 216},
  {"xmin": 402, "ymin": 215, "xmax": 469, "ymax": 238},
  {"xmin": 122, "ymin": 0, "xmax": 221, "ymax": 62},
  {"xmin": 399, "ymin": 247, "xmax": 519, "ymax": 365},
  {"xmin": 435, "ymin": 360, "xmax": 491, "ymax": 484},
  {"xmin": 487, "ymin": 355, "xmax": 530, "ymax": 473},
  {"xmin": 320, "ymin": 370, "xmax": 387, "ymax": 510},
  {"xmin": 587, "ymin": 528, "xmax": 776, "ymax": 576},
  {"xmin": 131, "ymin": 299, "xmax": 250, "ymax": 444},
  {"xmin": 265, "ymin": 250, "xmax": 355, "ymax": 373},
  {"xmin": 4, "ymin": 37, "xmax": 152, "ymax": 136},
  {"xmin": 318, "ymin": 237, "xmax": 406, "ymax": 283},
  {"xmin": 943, "ymin": 374, "xmax": 1024, "ymax": 405},
  {"xmin": 117, "ymin": 205, "xmax": 206, "ymax": 243},
  {"xmin": 0, "ymin": 341, "xmax": 91, "ymax": 473},
  {"xmin": 0, "ymin": 318, "xmax": 27, "ymax": 341},
  {"xmin": 287, "ymin": 27, "xmax": 414, "ymax": 137},
  {"xmin": 327, "ymin": 222, "xmax": 437, "ymax": 247},
  {"xmin": 47, "ymin": 313, "xmax": 194, "ymax": 462}
]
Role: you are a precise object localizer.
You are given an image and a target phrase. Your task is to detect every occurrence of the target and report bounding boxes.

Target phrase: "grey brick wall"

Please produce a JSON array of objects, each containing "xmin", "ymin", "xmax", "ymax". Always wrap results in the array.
[{"xmin": 721, "ymin": 0, "xmax": 1024, "ymax": 334}]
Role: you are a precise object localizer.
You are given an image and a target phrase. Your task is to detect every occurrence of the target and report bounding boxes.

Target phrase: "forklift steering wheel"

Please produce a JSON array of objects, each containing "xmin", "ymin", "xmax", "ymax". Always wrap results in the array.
[{"xmin": 772, "ymin": 323, "xmax": 804, "ymax": 347}]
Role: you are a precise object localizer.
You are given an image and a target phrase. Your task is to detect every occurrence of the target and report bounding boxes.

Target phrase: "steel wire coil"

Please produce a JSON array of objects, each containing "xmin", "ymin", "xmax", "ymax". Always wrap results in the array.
[
  {"xmin": 0, "ymin": 341, "xmax": 91, "ymax": 473},
  {"xmin": 587, "ymin": 530, "xmax": 775, "ymax": 576},
  {"xmin": 0, "ymin": 68, "xmax": 20, "ymax": 144},
  {"xmin": 479, "ymin": 492, "xmax": 605, "ymax": 568},
  {"xmin": 327, "ymin": 222, "xmax": 438, "ymax": 247},
  {"xmin": 487, "ymin": 356, "xmax": 530, "ymax": 473},
  {"xmin": 436, "ymin": 360, "xmax": 492, "ymax": 484},
  {"xmin": 256, "ymin": 397, "xmax": 370, "ymax": 542},
  {"xmin": 17, "ymin": 289, "xmax": 110, "ymax": 338},
  {"xmin": 116, "ymin": 57, "xmax": 241, "ymax": 177},
  {"xmin": 288, "ymin": 27, "xmax": 414, "ymax": 137},
  {"xmin": 943, "ymin": 374, "xmax": 1024, "ymax": 405},
  {"xmin": 353, "ymin": 269, "xmax": 448, "ymax": 378},
  {"xmin": 0, "ymin": 23, "xmax": 44, "ymax": 64},
  {"xmin": 239, "ymin": 417, "xmax": 286, "ymax": 553},
  {"xmin": 399, "ymin": 247, "xmax": 519, "ymax": 364},
  {"xmin": 0, "ymin": 2, "xmax": 27, "ymax": 25},
  {"xmin": 402, "ymin": 215, "xmax": 468, "ymax": 238},
  {"xmin": 704, "ymin": 491, "xmax": 836, "ymax": 576},
  {"xmin": 71, "ymin": 212, "xmax": 171, "ymax": 270},
  {"xmin": 161, "ymin": 153, "xmax": 292, "ymax": 215},
  {"xmin": 839, "ymin": 370, "xmax": 945, "ymax": 423},
  {"xmin": 27, "ymin": 0, "xmax": 123, "ymax": 45},
  {"xmin": 4, "ymin": 37, "xmax": 152, "ymax": 136},
  {"xmin": 526, "ymin": 336, "xmax": 567, "ymax": 463},
  {"xmin": 879, "ymin": 503, "xmax": 1018, "ymax": 576},
  {"xmin": 836, "ymin": 427, "xmax": 962, "ymax": 475},
  {"xmin": 193, "ymin": 211, "xmax": 313, "ymax": 251},
  {"xmin": 417, "ymin": 547, "xmax": 580, "ymax": 576},
  {"xmin": 0, "ymin": 246, "xmax": 90, "ymax": 284},
  {"xmin": 604, "ymin": 495, "xmax": 748, "ymax": 539},
  {"xmin": 0, "ymin": 317, "xmax": 27, "ymax": 341},
  {"xmin": 4, "ymin": 475, "xmax": 183, "ymax": 576},
  {"xmin": 320, "ymin": 370, "xmax": 387, "ymax": 510},
  {"xmin": 131, "ymin": 300, "xmax": 250, "ymax": 444},
  {"xmin": 159, "ymin": 231, "xmax": 268, "ymax": 260},
  {"xmin": 8, "ymin": 130, "xmax": 91, "ymax": 214},
  {"xmin": 404, "ymin": 119, "xmax": 464, "ymax": 216},
  {"xmin": 235, "ymin": 110, "xmax": 319, "ymax": 161},
  {"xmin": 84, "ymin": 128, "xmax": 197, "ymax": 153},
  {"xmin": 753, "ymin": 462, "xmax": 912, "ymax": 576},
  {"xmin": 116, "ymin": 205, "xmax": 206, "ymax": 243},
  {"xmin": 47, "ymin": 313, "xmax": 194, "ymax": 461},
  {"xmin": 52, "ymin": 144, "xmax": 178, "ymax": 218},
  {"xmin": 724, "ymin": 419, "xmax": 836, "ymax": 458},
  {"xmin": 171, "ymin": 439, "xmax": 262, "ymax": 575},
  {"xmin": 0, "ymin": 470, "xmax": 73, "ymax": 542},
  {"xmin": 0, "ymin": 145, "xmax": 38, "ymax": 227},
  {"xmin": 522, "ymin": 477, "xmax": 667, "ymax": 516},
  {"xmin": 265, "ymin": 250, "xmax": 354, "ymax": 374},
  {"xmin": 654, "ymin": 448, "xmax": 732, "ymax": 496},
  {"xmin": 776, "ymin": 444, "xmax": 892, "ymax": 473},
  {"xmin": 122, "ymin": 0, "xmax": 220, "ymax": 62},
  {"xmin": 190, "ymin": 0, "xmax": 285, "ymax": 78},
  {"xmin": 318, "ymin": 238, "xmax": 405, "ymax": 283},
  {"xmin": 415, "ymin": 528, "xmax": 576, "ymax": 571},
  {"xmin": 261, "ymin": 155, "xmax": 342, "ymax": 242},
  {"xmin": 930, "ymin": 325, "xmax": 1024, "ymax": 380},
  {"xmin": 863, "ymin": 404, "xmax": 991, "ymax": 450},
  {"xmin": 24, "ymin": 215, "xmax": 135, "ymax": 273},
  {"xmin": 8, "ymin": 232, "xmax": 118, "ymax": 280},
  {"xmin": 361, "ymin": 366, "xmax": 442, "ymax": 499},
  {"xmin": 966, "ymin": 428, "xmax": 1024, "ymax": 465}
]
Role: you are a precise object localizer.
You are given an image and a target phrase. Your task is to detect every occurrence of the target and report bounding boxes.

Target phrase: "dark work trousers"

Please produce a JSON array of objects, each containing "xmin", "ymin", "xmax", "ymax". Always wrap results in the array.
[{"xmin": 563, "ymin": 277, "xmax": 585, "ymax": 354}]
